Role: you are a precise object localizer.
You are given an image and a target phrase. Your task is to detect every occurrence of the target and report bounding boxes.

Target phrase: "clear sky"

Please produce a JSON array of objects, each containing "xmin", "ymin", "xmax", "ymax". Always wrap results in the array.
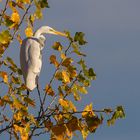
[{"xmin": 1, "ymin": 0, "xmax": 140, "ymax": 139}]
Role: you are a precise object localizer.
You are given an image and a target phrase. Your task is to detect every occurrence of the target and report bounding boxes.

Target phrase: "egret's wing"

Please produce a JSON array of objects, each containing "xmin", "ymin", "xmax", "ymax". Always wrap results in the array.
[{"xmin": 27, "ymin": 38, "xmax": 42, "ymax": 74}]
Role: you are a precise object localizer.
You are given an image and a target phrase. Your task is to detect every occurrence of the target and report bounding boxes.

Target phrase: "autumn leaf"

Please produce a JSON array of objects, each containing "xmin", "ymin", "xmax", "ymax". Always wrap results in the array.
[
  {"xmin": 50, "ymin": 55, "xmax": 59, "ymax": 68},
  {"xmin": 60, "ymin": 53, "xmax": 66, "ymax": 60},
  {"xmin": 62, "ymin": 58, "xmax": 73, "ymax": 67},
  {"xmin": 82, "ymin": 103, "xmax": 95, "ymax": 118},
  {"xmin": 52, "ymin": 42, "xmax": 63, "ymax": 51},
  {"xmin": 25, "ymin": 27, "xmax": 33, "ymax": 37},
  {"xmin": 59, "ymin": 98, "xmax": 69, "ymax": 109},
  {"xmin": 24, "ymin": 97, "xmax": 35, "ymax": 107},
  {"xmin": 45, "ymin": 85, "xmax": 55, "ymax": 96},
  {"xmin": 0, "ymin": 71, "xmax": 8, "ymax": 84},
  {"xmin": 51, "ymin": 124, "xmax": 66, "ymax": 139},
  {"xmin": 86, "ymin": 116, "xmax": 103, "ymax": 132},
  {"xmin": 0, "ymin": 30, "xmax": 12, "ymax": 44},
  {"xmin": 62, "ymin": 70, "xmax": 70, "ymax": 83},
  {"xmin": 11, "ymin": 11, "xmax": 20, "ymax": 24},
  {"xmin": 22, "ymin": 0, "xmax": 30, "ymax": 4},
  {"xmin": 66, "ymin": 117, "xmax": 80, "ymax": 133}
]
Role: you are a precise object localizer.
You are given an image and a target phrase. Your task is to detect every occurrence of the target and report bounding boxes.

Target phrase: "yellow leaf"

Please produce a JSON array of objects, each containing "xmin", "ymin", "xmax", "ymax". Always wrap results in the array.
[
  {"xmin": 62, "ymin": 70, "xmax": 70, "ymax": 83},
  {"xmin": 62, "ymin": 58, "xmax": 73, "ymax": 67},
  {"xmin": 60, "ymin": 53, "xmax": 66, "ymax": 60},
  {"xmin": 0, "ymin": 30, "xmax": 12, "ymax": 44},
  {"xmin": 22, "ymin": 0, "xmax": 30, "ymax": 4},
  {"xmin": 17, "ymin": 34, "xmax": 22, "ymax": 44},
  {"xmin": 59, "ymin": 98, "xmax": 69, "ymax": 108},
  {"xmin": 25, "ymin": 27, "xmax": 33, "ymax": 37},
  {"xmin": 11, "ymin": 11, "xmax": 20, "ymax": 24},
  {"xmin": 0, "ymin": 71, "xmax": 8, "ymax": 83},
  {"xmin": 82, "ymin": 103, "xmax": 95, "ymax": 118},
  {"xmin": 45, "ymin": 85, "xmax": 55, "ymax": 96}
]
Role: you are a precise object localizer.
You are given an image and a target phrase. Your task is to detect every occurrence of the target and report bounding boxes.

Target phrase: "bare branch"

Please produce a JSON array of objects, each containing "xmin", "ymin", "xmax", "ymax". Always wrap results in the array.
[{"xmin": 0, "ymin": 0, "xmax": 9, "ymax": 25}]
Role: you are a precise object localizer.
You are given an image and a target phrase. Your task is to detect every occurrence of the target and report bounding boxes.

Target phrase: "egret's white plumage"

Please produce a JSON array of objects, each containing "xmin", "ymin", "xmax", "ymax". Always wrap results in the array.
[{"xmin": 20, "ymin": 26, "xmax": 67, "ymax": 91}]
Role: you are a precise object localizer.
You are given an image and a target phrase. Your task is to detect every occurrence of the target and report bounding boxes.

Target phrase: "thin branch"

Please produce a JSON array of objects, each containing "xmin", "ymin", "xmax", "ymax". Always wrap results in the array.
[
  {"xmin": 0, "ymin": 124, "xmax": 12, "ymax": 135},
  {"xmin": 0, "ymin": 0, "xmax": 9, "ymax": 25},
  {"xmin": 46, "ymin": 109, "xmax": 113, "ymax": 117},
  {"xmin": 42, "ymin": 41, "xmax": 73, "ymax": 111},
  {"xmin": 33, "ymin": 130, "xmax": 46, "ymax": 137},
  {"xmin": 11, "ymin": 0, "xmax": 34, "ymax": 40}
]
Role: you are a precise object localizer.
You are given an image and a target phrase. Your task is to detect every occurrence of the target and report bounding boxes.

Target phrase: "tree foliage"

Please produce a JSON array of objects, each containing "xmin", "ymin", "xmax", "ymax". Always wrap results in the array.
[{"xmin": 0, "ymin": 0, "xmax": 125, "ymax": 140}]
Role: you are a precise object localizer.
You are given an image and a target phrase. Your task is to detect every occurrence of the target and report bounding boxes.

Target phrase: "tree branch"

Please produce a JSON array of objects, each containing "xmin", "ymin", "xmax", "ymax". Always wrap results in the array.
[{"xmin": 0, "ymin": 0, "xmax": 9, "ymax": 25}]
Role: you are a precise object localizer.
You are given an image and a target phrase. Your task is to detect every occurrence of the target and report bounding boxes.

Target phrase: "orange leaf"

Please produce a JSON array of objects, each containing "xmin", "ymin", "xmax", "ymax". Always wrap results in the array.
[
  {"xmin": 25, "ymin": 27, "xmax": 33, "ymax": 37},
  {"xmin": 11, "ymin": 11, "xmax": 20, "ymax": 24},
  {"xmin": 50, "ymin": 55, "xmax": 59, "ymax": 68},
  {"xmin": 0, "ymin": 71, "xmax": 8, "ymax": 83}
]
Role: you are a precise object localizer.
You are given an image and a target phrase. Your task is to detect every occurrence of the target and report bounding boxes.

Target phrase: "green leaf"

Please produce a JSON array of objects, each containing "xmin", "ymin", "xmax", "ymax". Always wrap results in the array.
[
  {"xmin": 5, "ymin": 17, "xmax": 15, "ymax": 27},
  {"xmin": 24, "ymin": 97, "xmax": 35, "ymax": 107},
  {"xmin": 0, "ymin": 30, "xmax": 12, "ymax": 44},
  {"xmin": 88, "ymin": 68, "xmax": 96, "ymax": 80},
  {"xmin": 6, "ymin": 57, "xmax": 17, "ymax": 68},
  {"xmin": 74, "ymin": 32, "xmax": 87, "ymax": 45},
  {"xmin": 38, "ymin": 0, "xmax": 49, "ymax": 8},
  {"xmin": 107, "ymin": 106, "xmax": 125, "ymax": 126},
  {"xmin": 11, "ymin": 76, "xmax": 21, "ymax": 85}
]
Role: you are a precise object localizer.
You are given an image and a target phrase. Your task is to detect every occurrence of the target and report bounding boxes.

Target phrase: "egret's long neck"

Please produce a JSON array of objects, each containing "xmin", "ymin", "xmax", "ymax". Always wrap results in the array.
[{"xmin": 34, "ymin": 26, "xmax": 49, "ymax": 38}]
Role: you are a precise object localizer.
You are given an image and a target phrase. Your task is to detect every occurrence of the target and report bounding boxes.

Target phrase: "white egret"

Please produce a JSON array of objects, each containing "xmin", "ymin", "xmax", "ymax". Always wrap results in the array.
[{"xmin": 20, "ymin": 26, "xmax": 67, "ymax": 91}]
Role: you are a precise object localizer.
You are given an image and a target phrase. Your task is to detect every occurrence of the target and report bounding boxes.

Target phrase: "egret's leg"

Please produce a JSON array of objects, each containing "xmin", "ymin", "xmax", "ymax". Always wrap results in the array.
[
  {"xmin": 36, "ymin": 76, "xmax": 44, "ymax": 112},
  {"xmin": 27, "ymin": 90, "xmax": 30, "ymax": 96}
]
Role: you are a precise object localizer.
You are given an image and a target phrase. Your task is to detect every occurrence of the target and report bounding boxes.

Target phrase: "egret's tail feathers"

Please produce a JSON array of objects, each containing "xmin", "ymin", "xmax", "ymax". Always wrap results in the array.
[{"xmin": 25, "ymin": 72, "xmax": 38, "ymax": 91}]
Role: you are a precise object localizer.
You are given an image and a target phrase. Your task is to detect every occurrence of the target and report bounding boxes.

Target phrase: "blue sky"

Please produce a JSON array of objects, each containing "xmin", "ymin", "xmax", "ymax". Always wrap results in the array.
[{"xmin": 1, "ymin": 0, "xmax": 140, "ymax": 139}]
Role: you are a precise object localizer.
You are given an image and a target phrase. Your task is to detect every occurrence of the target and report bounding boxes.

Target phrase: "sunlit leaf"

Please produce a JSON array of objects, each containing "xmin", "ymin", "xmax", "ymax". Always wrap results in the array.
[
  {"xmin": 52, "ymin": 42, "xmax": 63, "ymax": 51},
  {"xmin": 62, "ymin": 70, "xmax": 70, "ymax": 83},
  {"xmin": 0, "ymin": 30, "xmax": 12, "ymax": 44},
  {"xmin": 0, "ymin": 71, "xmax": 8, "ymax": 84},
  {"xmin": 82, "ymin": 103, "xmax": 95, "ymax": 118},
  {"xmin": 11, "ymin": 11, "xmax": 20, "ymax": 24},
  {"xmin": 17, "ymin": 34, "xmax": 23, "ymax": 44},
  {"xmin": 25, "ymin": 27, "xmax": 33, "ymax": 37},
  {"xmin": 45, "ymin": 84, "xmax": 55, "ymax": 96},
  {"xmin": 50, "ymin": 55, "xmax": 59, "ymax": 68},
  {"xmin": 107, "ymin": 106, "xmax": 125, "ymax": 126},
  {"xmin": 59, "ymin": 98, "xmax": 69, "ymax": 109},
  {"xmin": 62, "ymin": 58, "xmax": 73, "ymax": 67}
]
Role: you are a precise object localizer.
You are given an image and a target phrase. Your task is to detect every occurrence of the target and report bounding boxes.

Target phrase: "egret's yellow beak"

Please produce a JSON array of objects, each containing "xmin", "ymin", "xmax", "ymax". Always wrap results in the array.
[{"xmin": 52, "ymin": 29, "xmax": 67, "ymax": 37}]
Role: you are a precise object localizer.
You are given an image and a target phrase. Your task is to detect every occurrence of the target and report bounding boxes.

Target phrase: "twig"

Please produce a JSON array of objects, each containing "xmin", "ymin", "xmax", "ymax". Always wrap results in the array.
[
  {"xmin": 0, "ymin": 124, "xmax": 12, "ymax": 134},
  {"xmin": 0, "ymin": 0, "xmax": 9, "ymax": 25},
  {"xmin": 11, "ymin": 0, "xmax": 34, "ymax": 40},
  {"xmin": 33, "ymin": 130, "xmax": 46, "ymax": 137},
  {"xmin": 42, "ymin": 41, "xmax": 73, "ymax": 111}
]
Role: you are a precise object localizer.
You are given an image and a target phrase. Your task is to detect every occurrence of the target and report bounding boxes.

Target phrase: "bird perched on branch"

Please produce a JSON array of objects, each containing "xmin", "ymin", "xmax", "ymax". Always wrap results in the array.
[{"xmin": 20, "ymin": 26, "xmax": 67, "ymax": 91}]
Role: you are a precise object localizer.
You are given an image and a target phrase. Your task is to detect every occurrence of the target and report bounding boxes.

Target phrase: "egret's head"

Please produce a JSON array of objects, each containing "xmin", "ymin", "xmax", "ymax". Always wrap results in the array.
[
  {"xmin": 46, "ymin": 26, "xmax": 67, "ymax": 37},
  {"xmin": 34, "ymin": 26, "xmax": 67, "ymax": 38}
]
